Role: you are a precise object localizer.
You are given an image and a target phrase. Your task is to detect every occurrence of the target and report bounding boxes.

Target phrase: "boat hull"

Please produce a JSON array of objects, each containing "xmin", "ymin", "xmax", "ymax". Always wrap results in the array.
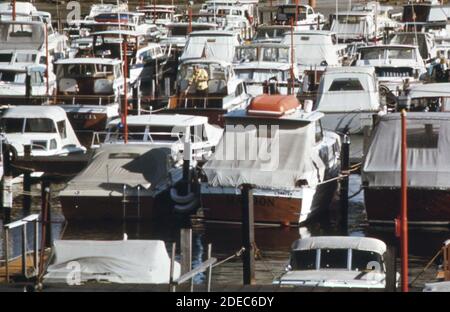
[
  {"xmin": 364, "ymin": 187, "xmax": 450, "ymax": 225},
  {"xmin": 60, "ymin": 191, "xmax": 172, "ymax": 221},
  {"xmin": 201, "ymin": 181, "xmax": 337, "ymax": 225}
]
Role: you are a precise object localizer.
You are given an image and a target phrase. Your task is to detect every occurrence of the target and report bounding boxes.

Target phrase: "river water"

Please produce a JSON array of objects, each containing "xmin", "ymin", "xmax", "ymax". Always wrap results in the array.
[{"xmin": 1, "ymin": 173, "xmax": 448, "ymax": 290}]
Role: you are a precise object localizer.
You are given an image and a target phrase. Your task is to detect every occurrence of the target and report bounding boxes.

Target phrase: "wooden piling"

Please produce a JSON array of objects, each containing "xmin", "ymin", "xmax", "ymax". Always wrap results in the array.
[
  {"xmin": 2, "ymin": 143, "xmax": 12, "ymax": 224},
  {"xmin": 340, "ymin": 135, "xmax": 350, "ymax": 232},
  {"xmin": 180, "ymin": 228, "xmax": 193, "ymax": 291},
  {"xmin": 385, "ymin": 245, "xmax": 397, "ymax": 292},
  {"xmin": 41, "ymin": 180, "xmax": 52, "ymax": 248},
  {"xmin": 241, "ymin": 184, "xmax": 255, "ymax": 285}
]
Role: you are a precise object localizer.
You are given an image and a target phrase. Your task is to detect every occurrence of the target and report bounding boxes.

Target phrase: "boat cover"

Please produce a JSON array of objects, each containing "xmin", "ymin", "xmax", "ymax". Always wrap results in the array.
[
  {"xmin": 330, "ymin": 20, "xmax": 366, "ymax": 39},
  {"xmin": 291, "ymin": 236, "xmax": 387, "ymax": 255},
  {"xmin": 61, "ymin": 144, "xmax": 179, "ymax": 196},
  {"xmin": 44, "ymin": 240, "xmax": 181, "ymax": 284},
  {"xmin": 362, "ymin": 112, "xmax": 450, "ymax": 188},
  {"xmin": 0, "ymin": 21, "xmax": 45, "ymax": 50},
  {"xmin": 181, "ymin": 34, "xmax": 239, "ymax": 62},
  {"xmin": 202, "ymin": 118, "xmax": 323, "ymax": 189}
]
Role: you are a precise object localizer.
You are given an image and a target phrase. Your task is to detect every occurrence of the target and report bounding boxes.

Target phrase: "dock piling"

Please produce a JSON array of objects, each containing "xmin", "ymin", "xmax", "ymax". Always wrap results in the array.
[
  {"xmin": 340, "ymin": 134, "xmax": 350, "ymax": 232},
  {"xmin": 241, "ymin": 184, "xmax": 256, "ymax": 285},
  {"xmin": 2, "ymin": 143, "xmax": 13, "ymax": 224},
  {"xmin": 180, "ymin": 228, "xmax": 193, "ymax": 291},
  {"xmin": 41, "ymin": 180, "xmax": 52, "ymax": 248}
]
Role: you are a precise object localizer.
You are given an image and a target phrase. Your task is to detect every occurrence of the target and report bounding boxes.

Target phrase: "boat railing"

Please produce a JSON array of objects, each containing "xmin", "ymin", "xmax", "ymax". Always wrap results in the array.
[
  {"xmin": 91, "ymin": 131, "xmax": 203, "ymax": 148},
  {"xmin": 2, "ymin": 214, "xmax": 40, "ymax": 283},
  {"xmin": 51, "ymin": 94, "xmax": 118, "ymax": 106}
]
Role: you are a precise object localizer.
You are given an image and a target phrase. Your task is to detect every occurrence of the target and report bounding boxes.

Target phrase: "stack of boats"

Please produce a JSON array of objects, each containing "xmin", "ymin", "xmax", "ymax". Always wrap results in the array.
[{"xmin": 0, "ymin": 0, "xmax": 450, "ymax": 230}]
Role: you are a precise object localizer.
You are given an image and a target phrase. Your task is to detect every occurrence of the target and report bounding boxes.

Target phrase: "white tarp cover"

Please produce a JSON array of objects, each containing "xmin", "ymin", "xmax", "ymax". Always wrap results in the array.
[
  {"xmin": 291, "ymin": 236, "xmax": 387, "ymax": 255},
  {"xmin": 0, "ymin": 21, "xmax": 45, "ymax": 50},
  {"xmin": 203, "ymin": 118, "xmax": 323, "ymax": 189},
  {"xmin": 363, "ymin": 112, "xmax": 450, "ymax": 188},
  {"xmin": 44, "ymin": 240, "xmax": 181, "ymax": 284},
  {"xmin": 330, "ymin": 20, "xmax": 366, "ymax": 39},
  {"xmin": 281, "ymin": 33, "xmax": 340, "ymax": 66},
  {"xmin": 181, "ymin": 34, "xmax": 239, "ymax": 63},
  {"xmin": 408, "ymin": 83, "xmax": 450, "ymax": 99},
  {"xmin": 62, "ymin": 144, "xmax": 176, "ymax": 196},
  {"xmin": 316, "ymin": 68, "xmax": 380, "ymax": 112}
]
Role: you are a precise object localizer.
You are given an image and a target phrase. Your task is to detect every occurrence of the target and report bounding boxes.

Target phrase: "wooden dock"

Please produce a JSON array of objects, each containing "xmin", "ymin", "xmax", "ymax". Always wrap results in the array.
[{"xmin": 0, "ymin": 254, "xmax": 38, "ymax": 284}]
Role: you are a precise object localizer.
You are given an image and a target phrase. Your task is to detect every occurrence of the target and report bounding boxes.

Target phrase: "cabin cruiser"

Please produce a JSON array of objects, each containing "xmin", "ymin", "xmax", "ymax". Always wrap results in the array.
[
  {"xmin": 0, "ymin": 106, "xmax": 86, "ymax": 157},
  {"xmin": 168, "ymin": 58, "xmax": 250, "ymax": 126},
  {"xmin": 315, "ymin": 67, "xmax": 382, "ymax": 163},
  {"xmin": 330, "ymin": 11, "xmax": 380, "ymax": 43},
  {"xmin": 200, "ymin": 95, "xmax": 341, "ymax": 225},
  {"xmin": 201, "ymin": 4, "xmax": 254, "ymax": 39},
  {"xmin": 180, "ymin": 30, "xmax": 240, "ymax": 63},
  {"xmin": 199, "ymin": 0, "xmax": 259, "ymax": 24},
  {"xmin": 44, "ymin": 239, "xmax": 180, "ymax": 284},
  {"xmin": 233, "ymin": 43, "xmax": 299, "ymax": 96},
  {"xmin": 274, "ymin": 236, "xmax": 395, "ymax": 289},
  {"xmin": 363, "ymin": 112, "xmax": 450, "ymax": 225},
  {"xmin": 53, "ymin": 58, "xmax": 125, "ymax": 145},
  {"xmin": 274, "ymin": 4, "xmax": 324, "ymax": 30},
  {"xmin": 353, "ymin": 44, "xmax": 426, "ymax": 91},
  {"xmin": 59, "ymin": 142, "xmax": 184, "ymax": 221},
  {"xmin": 281, "ymin": 30, "xmax": 345, "ymax": 73},
  {"xmin": 93, "ymin": 114, "xmax": 223, "ymax": 161},
  {"xmin": 389, "ymin": 32, "xmax": 437, "ymax": 65}
]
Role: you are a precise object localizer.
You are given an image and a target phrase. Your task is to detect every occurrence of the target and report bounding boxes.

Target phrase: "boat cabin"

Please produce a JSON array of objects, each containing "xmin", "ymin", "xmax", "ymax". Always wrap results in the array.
[
  {"xmin": 274, "ymin": 4, "xmax": 324, "ymax": 30},
  {"xmin": 0, "ymin": 105, "xmax": 85, "ymax": 157},
  {"xmin": 275, "ymin": 236, "xmax": 391, "ymax": 288}
]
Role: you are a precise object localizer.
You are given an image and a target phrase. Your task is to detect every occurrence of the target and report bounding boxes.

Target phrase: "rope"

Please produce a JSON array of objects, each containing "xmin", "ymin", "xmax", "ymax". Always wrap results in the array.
[
  {"xmin": 253, "ymin": 242, "xmax": 277, "ymax": 279},
  {"xmin": 212, "ymin": 247, "xmax": 245, "ymax": 268},
  {"xmin": 409, "ymin": 248, "xmax": 443, "ymax": 287}
]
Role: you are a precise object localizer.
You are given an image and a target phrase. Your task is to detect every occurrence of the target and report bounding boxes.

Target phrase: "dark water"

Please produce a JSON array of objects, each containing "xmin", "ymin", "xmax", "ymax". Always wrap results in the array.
[{"xmin": 1, "ymin": 173, "xmax": 448, "ymax": 290}]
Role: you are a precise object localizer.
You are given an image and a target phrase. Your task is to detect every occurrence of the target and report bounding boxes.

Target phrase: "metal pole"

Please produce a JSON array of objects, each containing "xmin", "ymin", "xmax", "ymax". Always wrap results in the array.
[
  {"xmin": 290, "ymin": 18, "xmax": 295, "ymax": 95},
  {"xmin": 206, "ymin": 243, "xmax": 212, "ymax": 292},
  {"xmin": 21, "ymin": 224, "xmax": 27, "ymax": 276},
  {"xmin": 12, "ymin": 0, "xmax": 16, "ymax": 21},
  {"xmin": 41, "ymin": 180, "xmax": 52, "ymax": 249},
  {"xmin": 180, "ymin": 228, "xmax": 192, "ymax": 289},
  {"xmin": 188, "ymin": 4, "xmax": 192, "ymax": 34},
  {"xmin": 45, "ymin": 22, "xmax": 49, "ymax": 96},
  {"xmin": 23, "ymin": 171, "xmax": 31, "ymax": 214},
  {"xmin": 169, "ymin": 242, "xmax": 176, "ymax": 292},
  {"xmin": 122, "ymin": 37, "xmax": 129, "ymax": 144},
  {"xmin": 340, "ymin": 134, "xmax": 350, "ymax": 232},
  {"xmin": 241, "ymin": 184, "xmax": 255, "ymax": 285},
  {"xmin": 400, "ymin": 110, "xmax": 409, "ymax": 292},
  {"xmin": 295, "ymin": 0, "xmax": 299, "ymax": 26},
  {"xmin": 33, "ymin": 219, "xmax": 39, "ymax": 272}
]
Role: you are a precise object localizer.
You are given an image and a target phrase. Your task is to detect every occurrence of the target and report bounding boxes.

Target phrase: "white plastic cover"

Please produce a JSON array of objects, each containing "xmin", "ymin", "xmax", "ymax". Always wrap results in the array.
[
  {"xmin": 291, "ymin": 236, "xmax": 387, "ymax": 255},
  {"xmin": 181, "ymin": 34, "xmax": 239, "ymax": 62},
  {"xmin": 44, "ymin": 240, "xmax": 180, "ymax": 284},
  {"xmin": 203, "ymin": 117, "xmax": 323, "ymax": 190},
  {"xmin": 363, "ymin": 112, "xmax": 450, "ymax": 188}
]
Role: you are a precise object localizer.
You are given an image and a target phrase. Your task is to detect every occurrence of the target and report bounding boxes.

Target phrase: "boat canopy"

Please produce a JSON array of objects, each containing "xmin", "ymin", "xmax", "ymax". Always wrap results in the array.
[
  {"xmin": 0, "ymin": 20, "xmax": 45, "ymax": 50},
  {"xmin": 363, "ymin": 112, "xmax": 450, "ymax": 189},
  {"xmin": 44, "ymin": 240, "xmax": 180, "ymax": 284},
  {"xmin": 408, "ymin": 82, "xmax": 450, "ymax": 99},
  {"xmin": 281, "ymin": 31, "xmax": 340, "ymax": 66},
  {"xmin": 291, "ymin": 236, "xmax": 387, "ymax": 255},
  {"xmin": 62, "ymin": 144, "xmax": 177, "ymax": 195},
  {"xmin": 181, "ymin": 30, "xmax": 239, "ymax": 62},
  {"xmin": 3, "ymin": 105, "xmax": 69, "ymax": 121},
  {"xmin": 316, "ymin": 66, "xmax": 380, "ymax": 112},
  {"xmin": 202, "ymin": 107, "xmax": 324, "ymax": 189}
]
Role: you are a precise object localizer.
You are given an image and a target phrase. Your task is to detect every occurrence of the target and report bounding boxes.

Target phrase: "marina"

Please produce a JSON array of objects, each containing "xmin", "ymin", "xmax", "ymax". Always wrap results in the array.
[{"xmin": 0, "ymin": 0, "xmax": 449, "ymax": 296}]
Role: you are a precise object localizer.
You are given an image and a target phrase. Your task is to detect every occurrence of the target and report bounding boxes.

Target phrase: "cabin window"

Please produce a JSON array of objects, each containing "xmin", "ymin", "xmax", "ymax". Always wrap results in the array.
[
  {"xmin": 300, "ymin": 36, "xmax": 310, "ymax": 41},
  {"xmin": 25, "ymin": 118, "xmax": 57, "ymax": 133},
  {"xmin": 307, "ymin": 8, "xmax": 313, "ymax": 15},
  {"xmin": 351, "ymin": 250, "xmax": 383, "ymax": 272},
  {"xmin": 406, "ymin": 124, "xmax": 439, "ymax": 149},
  {"xmin": 235, "ymin": 83, "xmax": 244, "ymax": 97},
  {"xmin": 387, "ymin": 48, "xmax": 414, "ymax": 60},
  {"xmin": 8, "ymin": 24, "xmax": 33, "ymax": 37},
  {"xmin": 57, "ymin": 121, "xmax": 67, "ymax": 139},
  {"xmin": 315, "ymin": 121, "xmax": 323, "ymax": 143},
  {"xmin": 16, "ymin": 53, "xmax": 37, "ymax": 63},
  {"xmin": 30, "ymin": 72, "xmax": 44, "ymax": 85},
  {"xmin": 320, "ymin": 248, "xmax": 348, "ymax": 269},
  {"xmin": 290, "ymin": 250, "xmax": 316, "ymax": 270},
  {"xmin": 39, "ymin": 56, "xmax": 46, "ymax": 65},
  {"xmin": 328, "ymin": 78, "xmax": 364, "ymax": 91},
  {"xmin": 0, "ymin": 53, "xmax": 12, "ymax": 62},
  {"xmin": 108, "ymin": 153, "xmax": 139, "ymax": 159},
  {"xmin": 1, "ymin": 118, "xmax": 24, "ymax": 133}
]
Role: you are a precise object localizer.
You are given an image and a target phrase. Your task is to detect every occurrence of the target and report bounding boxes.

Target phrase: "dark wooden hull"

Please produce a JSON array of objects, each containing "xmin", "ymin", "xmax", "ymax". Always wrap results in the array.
[
  {"xmin": 364, "ymin": 187, "xmax": 450, "ymax": 225},
  {"xmin": 60, "ymin": 191, "xmax": 172, "ymax": 221},
  {"xmin": 201, "ymin": 181, "xmax": 338, "ymax": 225},
  {"xmin": 65, "ymin": 111, "xmax": 111, "ymax": 147}
]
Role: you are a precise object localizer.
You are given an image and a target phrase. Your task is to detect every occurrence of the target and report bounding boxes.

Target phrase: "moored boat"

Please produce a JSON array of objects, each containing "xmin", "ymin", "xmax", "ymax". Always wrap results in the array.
[{"xmin": 200, "ymin": 94, "xmax": 341, "ymax": 225}]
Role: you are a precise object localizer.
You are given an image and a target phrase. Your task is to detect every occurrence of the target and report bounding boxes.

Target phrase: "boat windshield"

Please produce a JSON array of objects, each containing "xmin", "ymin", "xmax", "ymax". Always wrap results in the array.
[
  {"xmin": 337, "ymin": 15, "xmax": 366, "ymax": 24},
  {"xmin": 361, "ymin": 48, "xmax": 414, "ymax": 60},
  {"xmin": 179, "ymin": 63, "xmax": 227, "ymax": 81},
  {"xmin": 25, "ymin": 118, "xmax": 57, "ymax": 133},
  {"xmin": 290, "ymin": 248, "xmax": 383, "ymax": 271},
  {"xmin": 235, "ymin": 47, "xmax": 258, "ymax": 61},
  {"xmin": 0, "ymin": 70, "xmax": 26, "ymax": 83},
  {"xmin": 1, "ymin": 118, "xmax": 24, "ymax": 133},
  {"xmin": 261, "ymin": 47, "xmax": 289, "ymax": 63},
  {"xmin": 57, "ymin": 63, "xmax": 116, "ymax": 79},
  {"xmin": 255, "ymin": 28, "xmax": 287, "ymax": 40},
  {"xmin": 235, "ymin": 68, "xmax": 285, "ymax": 82}
]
